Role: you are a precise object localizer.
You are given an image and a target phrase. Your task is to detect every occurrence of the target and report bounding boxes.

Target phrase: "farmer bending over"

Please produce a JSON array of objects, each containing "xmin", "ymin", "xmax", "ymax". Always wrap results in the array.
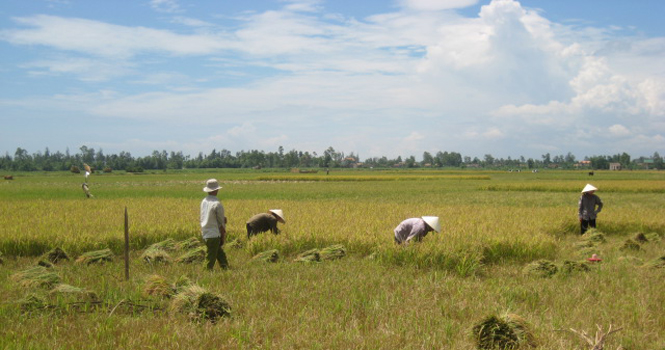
[
  {"xmin": 246, "ymin": 209, "xmax": 286, "ymax": 239},
  {"xmin": 200, "ymin": 179, "xmax": 228, "ymax": 270},
  {"xmin": 394, "ymin": 216, "xmax": 441, "ymax": 244}
]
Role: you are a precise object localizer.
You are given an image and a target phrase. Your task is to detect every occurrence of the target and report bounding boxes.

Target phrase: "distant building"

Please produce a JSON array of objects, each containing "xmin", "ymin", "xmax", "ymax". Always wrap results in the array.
[
  {"xmin": 576, "ymin": 160, "xmax": 592, "ymax": 168},
  {"xmin": 609, "ymin": 162, "xmax": 622, "ymax": 171}
]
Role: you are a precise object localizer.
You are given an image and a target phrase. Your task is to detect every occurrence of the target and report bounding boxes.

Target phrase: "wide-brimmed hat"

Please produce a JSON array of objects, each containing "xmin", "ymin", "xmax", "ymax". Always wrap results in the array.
[
  {"xmin": 422, "ymin": 216, "xmax": 441, "ymax": 233},
  {"xmin": 203, "ymin": 179, "xmax": 222, "ymax": 192},
  {"xmin": 581, "ymin": 184, "xmax": 598, "ymax": 193},
  {"xmin": 269, "ymin": 209, "xmax": 285, "ymax": 223}
]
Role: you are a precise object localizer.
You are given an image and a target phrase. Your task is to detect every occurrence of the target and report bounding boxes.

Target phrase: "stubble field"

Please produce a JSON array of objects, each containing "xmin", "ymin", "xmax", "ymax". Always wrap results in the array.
[{"xmin": 0, "ymin": 169, "xmax": 663, "ymax": 349}]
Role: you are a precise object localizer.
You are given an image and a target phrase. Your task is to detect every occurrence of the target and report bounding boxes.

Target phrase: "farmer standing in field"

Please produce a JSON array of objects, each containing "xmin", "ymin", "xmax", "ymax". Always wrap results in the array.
[
  {"xmin": 200, "ymin": 178, "xmax": 229, "ymax": 270},
  {"xmin": 246, "ymin": 209, "xmax": 286, "ymax": 239},
  {"xmin": 394, "ymin": 216, "xmax": 441, "ymax": 244},
  {"xmin": 578, "ymin": 183, "xmax": 603, "ymax": 235}
]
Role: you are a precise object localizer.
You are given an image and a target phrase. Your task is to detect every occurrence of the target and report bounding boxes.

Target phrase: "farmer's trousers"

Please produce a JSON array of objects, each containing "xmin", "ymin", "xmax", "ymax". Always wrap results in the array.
[
  {"xmin": 204, "ymin": 237, "xmax": 229, "ymax": 270},
  {"xmin": 580, "ymin": 219, "xmax": 596, "ymax": 235}
]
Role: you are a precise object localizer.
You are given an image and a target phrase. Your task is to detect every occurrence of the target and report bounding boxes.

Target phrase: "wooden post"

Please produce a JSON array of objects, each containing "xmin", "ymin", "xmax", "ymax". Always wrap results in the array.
[{"xmin": 124, "ymin": 207, "xmax": 129, "ymax": 281}]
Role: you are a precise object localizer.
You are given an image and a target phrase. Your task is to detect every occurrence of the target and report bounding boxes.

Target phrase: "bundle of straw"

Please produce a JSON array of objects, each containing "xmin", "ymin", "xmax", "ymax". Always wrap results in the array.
[
  {"xmin": 11, "ymin": 266, "xmax": 61, "ymax": 289},
  {"xmin": 49, "ymin": 283, "xmax": 98, "ymax": 302},
  {"xmin": 227, "ymin": 238, "xmax": 245, "ymax": 249},
  {"xmin": 559, "ymin": 260, "xmax": 591, "ymax": 273},
  {"xmin": 141, "ymin": 246, "xmax": 172, "ymax": 264},
  {"xmin": 644, "ymin": 255, "xmax": 665, "ymax": 269},
  {"xmin": 42, "ymin": 247, "xmax": 69, "ymax": 264},
  {"xmin": 175, "ymin": 246, "xmax": 206, "ymax": 264},
  {"xmin": 320, "ymin": 244, "xmax": 346, "ymax": 261},
  {"xmin": 294, "ymin": 249, "xmax": 320, "ymax": 263},
  {"xmin": 175, "ymin": 237, "xmax": 203, "ymax": 250},
  {"xmin": 18, "ymin": 294, "xmax": 49, "ymax": 313},
  {"xmin": 522, "ymin": 260, "xmax": 558, "ymax": 278},
  {"xmin": 75, "ymin": 248, "xmax": 114, "ymax": 265},
  {"xmin": 582, "ymin": 230, "xmax": 606, "ymax": 244},
  {"xmin": 148, "ymin": 238, "xmax": 177, "ymax": 251},
  {"xmin": 620, "ymin": 239, "xmax": 641, "ymax": 252},
  {"xmin": 252, "ymin": 249, "xmax": 279, "ymax": 263},
  {"xmin": 472, "ymin": 313, "xmax": 536, "ymax": 350},
  {"xmin": 170, "ymin": 285, "xmax": 231, "ymax": 322},
  {"xmin": 143, "ymin": 274, "xmax": 194, "ymax": 298},
  {"xmin": 143, "ymin": 275, "xmax": 173, "ymax": 298},
  {"xmin": 633, "ymin": 232, "xmax": 649, "ymax": 243}
]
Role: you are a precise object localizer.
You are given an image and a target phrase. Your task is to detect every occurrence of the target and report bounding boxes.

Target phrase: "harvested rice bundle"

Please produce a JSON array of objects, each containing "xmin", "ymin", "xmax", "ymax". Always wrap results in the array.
[
  {"xmin": 42, "ymin": 247, "xmax": 69, "ymax": 264},
  {"xmin": 294, "ymin": 249, "xmax": 320, "ymax": 263},
  {"xmin": 49, "ymin": 283, "xmax": 98, "ymax": 302},
  {"xmin": 251, "ymin": 249, "xmax": 279, "ymax": 263},
  {"xmin": 175, "ymin": 246, "xmax": 206, "ymax": 264},
  {"xmin": 645, "ymin": 232, "xmax": 662, "ymax": 242},
  {"xmin": 472, "ymin": 313, "xmax": 536, "ymax": 349},
  {"xmin": 172, "ymin": 275, "xmax": 193, "ymax": 294},
  {"xmin": 633, "ymin": 233, "xmax": 649, "ymax": 243},
  {"xmin": 522, "ymin": 260, "xmax": 558, "ymax": 278},
  {"xmin": 620, "ymin": 239, "xmax": 641, "ymax": 252},
  {"xmin": 175, "ymin": 237, "xmax": 203, "ymax": 250},
  {"xmin": 227, "ymin": 238, "xmax": 245, "ymax": 249},
  {"xmin": 18, "ymin": 294, "xmax": 50, "ymax": 313},
  {"xmin": 37, "ymin": 260, "xmax": 54, "ymax": 268},
  {"xmin": 618, "ymin": 256, "xmax": 643, "ymax": 265},
  {"xmin": 11, "ymin": 266, "xmax": 61, "ymax": 289},
  {"xmin": 141, "ymin": 246, "xmax": 172, "ymax": 264},
  {"xmin": 143, "ymin": 275, "xmax": 173, "ymax": 298},
  {"xmin": 76, "ymin": 248, "xmax": 113, "ymax": 265},
  {"xmin": 144, "ymin": 274, "xmax": 194, "ymax": 298},
  {"xmin": 643, "ymin": 256, "xmax": 665, "ymax": 269},
  {"xmin": 320, "ymin": 244, "xmax": 346, "ymax": 261},
  {"xmin": 559, "ymin": 260, "xmax": 591, "ymax": 273},
  {"xmin": 170, "ymin": 285, "xmax": 231, "ymax": 322},
  {"xmin": 581, "ymin": 230, "xmax": 606, "ymax": 244},
  {"xmin": 148, "ymin": 238, "xmax": 177, "ymax": 251}
]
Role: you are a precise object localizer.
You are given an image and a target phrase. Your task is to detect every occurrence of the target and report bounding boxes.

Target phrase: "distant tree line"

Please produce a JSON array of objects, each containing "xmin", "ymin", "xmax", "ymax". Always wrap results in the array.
[{"xmin": 1, "ymin": 146, "xmax": 662, "ymax": 172}]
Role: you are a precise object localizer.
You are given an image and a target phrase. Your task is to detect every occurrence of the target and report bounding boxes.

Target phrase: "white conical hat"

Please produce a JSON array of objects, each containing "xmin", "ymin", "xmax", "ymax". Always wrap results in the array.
[
  {"xmin": 422, "ymin": 216, "xmax": 441, "ymax": 233},
  {"xmin": 269, "ymin": 209, "xmax": 285, "ymax": 223},
  {"xmin": 581, "ymin": 184, "xmax": 598, "ymax": 193}
]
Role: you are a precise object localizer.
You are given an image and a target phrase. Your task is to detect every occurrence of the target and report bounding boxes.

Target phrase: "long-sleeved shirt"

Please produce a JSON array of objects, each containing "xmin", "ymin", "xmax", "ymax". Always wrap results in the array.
[
  {"xmin": 200, "ymin": 195, "xmax": 225, "ymax": 239},
  {"xmin": 394, "ymin": 218, "xmax": 429, "ymax": 244},
  {"xmin": 246, "ymin": 213, "xmax": 280, "ymax": 234},
  {"xmin": 578, "ymin": 193, "xmax": 603, "ymax": 220}
]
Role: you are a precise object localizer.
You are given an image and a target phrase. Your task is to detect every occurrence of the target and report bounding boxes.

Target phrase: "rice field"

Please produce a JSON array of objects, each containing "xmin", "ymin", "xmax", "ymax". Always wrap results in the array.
[{"xmin": 0, "ymin": 169, "xmax": 663, "ymax": 349}]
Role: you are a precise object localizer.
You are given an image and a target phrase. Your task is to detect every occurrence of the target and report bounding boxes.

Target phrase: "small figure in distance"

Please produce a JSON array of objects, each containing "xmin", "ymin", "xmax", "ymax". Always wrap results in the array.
[
  {"xmin": 578, "ymin": 183, "xmax": 603, "ymax": 235},
  {"xmin": 394, "ymin": 216, "xmax": 441, "ymax": 244},
  {"xmin": 246, "ymin": 209, "xmax": 286, "ymax": 239}
]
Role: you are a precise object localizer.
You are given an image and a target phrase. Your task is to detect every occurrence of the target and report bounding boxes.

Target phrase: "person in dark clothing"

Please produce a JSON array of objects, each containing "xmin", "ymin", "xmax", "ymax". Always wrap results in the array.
[
  {"xmin": 578, "ymin": 184, "xmax": 603, "ymax": 235},
  {"xmin": 246, "ymin": 209, "xmax": 286, "ymax": 239}
]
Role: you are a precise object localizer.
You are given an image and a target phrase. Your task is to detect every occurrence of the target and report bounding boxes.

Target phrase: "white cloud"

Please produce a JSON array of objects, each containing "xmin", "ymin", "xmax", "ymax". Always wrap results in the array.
[
  {"xmin": 150, "ymin": 0, "xmax": 181, "ymax": 13},
  {"xmin": 608, "ymin": 124, "xmax": 630, "ymax": 136},
  {"xmin": 399, "ymin": 0, "xmax": 478, "ymax": 11}
]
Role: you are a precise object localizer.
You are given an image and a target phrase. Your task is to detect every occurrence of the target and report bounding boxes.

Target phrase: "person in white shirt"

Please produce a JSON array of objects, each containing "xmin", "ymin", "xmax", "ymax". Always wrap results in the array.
[{"xmin": 200, "ymin": 179, "xmax": 228, "ymax": 270}]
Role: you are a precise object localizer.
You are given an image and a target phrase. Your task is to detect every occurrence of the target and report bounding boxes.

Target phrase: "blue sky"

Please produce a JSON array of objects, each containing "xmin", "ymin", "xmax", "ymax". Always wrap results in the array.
[{"xmin": 1, "ymin": 0, "xmax": 663, "ymax": 160}]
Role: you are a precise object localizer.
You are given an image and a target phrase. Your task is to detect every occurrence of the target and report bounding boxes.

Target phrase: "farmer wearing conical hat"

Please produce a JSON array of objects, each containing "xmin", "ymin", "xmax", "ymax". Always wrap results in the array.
[
  {"xmin": 394, "ymin": 216, "xmax": 441, "ymax": 244},
  {"xmin": 200, "ymin": 179, "xmax": 229, "ymax": 270},
  {"xmin": 578, "ymin": 184, "xmax": 603, "ymax": 235},
  {"xmin": 246, "ymin": 209, "xmax": 286, "ymax": 239}
]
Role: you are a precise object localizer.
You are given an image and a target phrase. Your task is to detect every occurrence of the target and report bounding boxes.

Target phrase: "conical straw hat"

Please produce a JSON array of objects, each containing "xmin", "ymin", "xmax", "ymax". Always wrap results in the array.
[
  {"xmin": 581, "ymin": 184, "xmax": 598, "ymax": 193},
  {"xmin": 422, "ymin": 216, "xmax": 441, "ymax": 233},
  {"xmin": 269, "ymin": 209, "xmax": 285, "ymax": 223}
]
